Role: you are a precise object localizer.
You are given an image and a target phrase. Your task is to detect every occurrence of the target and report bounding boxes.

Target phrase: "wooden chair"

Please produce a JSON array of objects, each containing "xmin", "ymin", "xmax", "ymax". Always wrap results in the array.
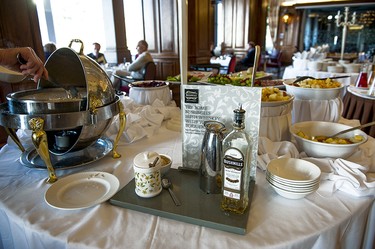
[{"xmin": 220, "ymin": 56, "xmax": 236, "ymax": 74}]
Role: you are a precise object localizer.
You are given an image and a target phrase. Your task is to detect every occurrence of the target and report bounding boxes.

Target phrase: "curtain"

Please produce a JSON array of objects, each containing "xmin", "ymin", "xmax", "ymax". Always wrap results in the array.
[{"xmin": 268, "ymin": 0, "xmax": 280, "ymax": 49}]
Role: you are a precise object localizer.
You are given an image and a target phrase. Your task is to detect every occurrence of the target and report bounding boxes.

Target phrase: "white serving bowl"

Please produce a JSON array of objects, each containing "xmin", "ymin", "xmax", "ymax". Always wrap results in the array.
[
  {"xmin": 343, "ymin": 63, "xmax": 361, "ymax": 73},
  {"xmin": 327, "ymin": 65, "xmax": 344, "ymax": 73},
  {"xmin": 283, "ymin": 79, "xmax": 344, "ymax": 100},
  {"xmin": 129, "ymin": 80, "xmax": 171, "ymax": 106},
  {"xmin": 307, "ymin": 61, "xmax": 322, "ymax": 71},
  {"xmin": 290, "ymin": 121, "xmax": 368, "ymax": 158}
]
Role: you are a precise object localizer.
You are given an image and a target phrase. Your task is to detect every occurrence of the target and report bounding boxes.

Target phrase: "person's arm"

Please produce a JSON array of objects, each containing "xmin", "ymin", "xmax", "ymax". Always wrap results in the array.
[
  {"xmin": 0, "ymin": 47, "xmax": 48, "ymax": 82},
  {"xmin": 127, "ymin": 52, "xmax": 150, "ymax": 72}
]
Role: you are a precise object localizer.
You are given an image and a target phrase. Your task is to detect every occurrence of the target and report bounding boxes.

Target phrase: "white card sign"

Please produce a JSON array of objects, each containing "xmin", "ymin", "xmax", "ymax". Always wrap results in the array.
[{"xmin": 181, "ymin": 84, "xmax": 261, "ymax": 180}]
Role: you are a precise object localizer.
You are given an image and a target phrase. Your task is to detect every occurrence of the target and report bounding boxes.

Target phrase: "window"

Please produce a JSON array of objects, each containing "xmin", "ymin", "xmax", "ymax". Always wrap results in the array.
[{"xmin": 35, "ymin": 0, "xmax": 110, "ymax": 58}]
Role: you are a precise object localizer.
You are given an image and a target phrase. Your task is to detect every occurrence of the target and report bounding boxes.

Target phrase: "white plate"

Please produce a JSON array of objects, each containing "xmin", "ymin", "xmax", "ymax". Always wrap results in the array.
[{"xmin": 45, "ymin": 171, "xmax": 119, "ymax": 210}]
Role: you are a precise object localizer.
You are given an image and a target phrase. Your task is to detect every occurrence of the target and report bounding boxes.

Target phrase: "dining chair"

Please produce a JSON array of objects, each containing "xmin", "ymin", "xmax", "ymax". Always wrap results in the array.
[{"xmin": 266, "ymin": 51, "xmax": 283, "ymax": 77}]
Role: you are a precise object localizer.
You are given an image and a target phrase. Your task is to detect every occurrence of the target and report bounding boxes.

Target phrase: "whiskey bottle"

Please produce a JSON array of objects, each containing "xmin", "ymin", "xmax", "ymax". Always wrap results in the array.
[{"xmin": 221, "ymin": 104, "xmax": 252, "ymax": 214}]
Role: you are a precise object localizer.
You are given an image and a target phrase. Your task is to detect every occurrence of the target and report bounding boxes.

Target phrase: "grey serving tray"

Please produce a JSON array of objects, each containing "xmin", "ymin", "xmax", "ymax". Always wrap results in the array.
[{"xmin": 110, "ymin": 168, "xmax": 255, "ymax": 235}]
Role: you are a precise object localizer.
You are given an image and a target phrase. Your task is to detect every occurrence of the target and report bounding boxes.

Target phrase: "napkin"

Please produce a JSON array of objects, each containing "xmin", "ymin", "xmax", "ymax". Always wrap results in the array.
[
  {"xmin": 257, "ymin": 137, "xmax": 300, "ymax": 171},
  {"xmin": 327, "ymin": 159, "xmax": 375, "ymax": 197},
  {"xmin": 299, "ymin": 131, "xmax": 375, "ymax": 197},
  {"xmin": 106, "ymin": 96, "xmax": 181, "ymax": 144}
]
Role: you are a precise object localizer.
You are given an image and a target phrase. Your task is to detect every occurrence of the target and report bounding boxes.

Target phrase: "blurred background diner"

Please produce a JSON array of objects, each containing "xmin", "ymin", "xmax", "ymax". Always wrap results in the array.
[{"xmin": 87, "ymin": 42, "xmax": 107, "ymax": 65}]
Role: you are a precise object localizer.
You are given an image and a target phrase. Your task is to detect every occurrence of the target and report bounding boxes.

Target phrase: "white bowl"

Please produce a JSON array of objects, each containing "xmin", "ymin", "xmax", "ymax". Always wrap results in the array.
[
  {"xmin": 267, "ymin": 158, "xmax": 321, "ymax": 182},
  {"xmin": 344, "ymin": 64, "xmax": 361, "ymax": 73},
  {"xmin": 283, "ymin": 79, "xmax": 344, "ymax": 100},
  {"xmin": 290, "ymin": 121, "xmax": 368, "ymax": 158},
  {"xmin": 129, "ymin": 80, "xmax": 171, "ymax": 106},
  {"xmin": 307, "ymin": 61, "xmax": 322, "ymax": 71},
  {"xmin": 268, "ymin": 181, "xmax": 317, "ymax": 199},
  {"xmin": 327, "ymin": 65, "xmax": 344, "ymax": 73}
]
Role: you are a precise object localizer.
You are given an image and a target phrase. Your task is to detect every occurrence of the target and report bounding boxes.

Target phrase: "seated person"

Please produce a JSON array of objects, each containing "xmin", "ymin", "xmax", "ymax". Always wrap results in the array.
[
  {"xmin": 113, "ymin": 40, "xmax": 153, "ymax": 89},
  {"xmin": 87, "ymin": 42, "xmax": 107, "ymax": 65},
  {"xmin": 116, "ymin": 40, "xmax": 153, "ymax": 78},
  {"xmin": 235, "ymin": 41, "xmax": 255, "ymax": 72},
  {"xmin": 43, "ymin": 42, "xmax": 56, "ymax": 60}
]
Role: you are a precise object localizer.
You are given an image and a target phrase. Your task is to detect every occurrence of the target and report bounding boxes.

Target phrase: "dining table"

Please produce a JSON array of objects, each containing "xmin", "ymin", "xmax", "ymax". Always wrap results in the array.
[
  {"xmin": 342, "ymin": 86, "xmax": 375, "ymax": 137},
  {"xmin": 0, "ymin": 97, "xmax": 374, "ymax": 249}
]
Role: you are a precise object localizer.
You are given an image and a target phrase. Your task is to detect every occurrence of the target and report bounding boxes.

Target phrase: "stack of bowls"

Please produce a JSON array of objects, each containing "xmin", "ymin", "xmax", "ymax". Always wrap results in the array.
[{"xmin": 266, "ymin": 158, "xmax": 321, "ymax": 199}]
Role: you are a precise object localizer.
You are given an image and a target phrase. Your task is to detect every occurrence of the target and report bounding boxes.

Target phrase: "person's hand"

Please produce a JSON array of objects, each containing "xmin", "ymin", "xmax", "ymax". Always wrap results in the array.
[{"xmin": 0, "ymin": 47, "xmax": 48, "ymax": 83}]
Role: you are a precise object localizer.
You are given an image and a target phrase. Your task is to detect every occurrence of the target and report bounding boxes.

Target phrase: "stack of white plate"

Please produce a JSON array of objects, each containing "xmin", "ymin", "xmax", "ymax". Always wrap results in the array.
[{"xmin": 266, "ymin": 158, "xmax": 321, "ymax": 199}]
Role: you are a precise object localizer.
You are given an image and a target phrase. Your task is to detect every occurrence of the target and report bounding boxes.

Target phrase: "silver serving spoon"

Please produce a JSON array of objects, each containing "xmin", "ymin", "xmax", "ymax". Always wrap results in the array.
[
  {"xmin": 329, "ymin": 121, "xmax": 375, "ymax": 138},
  {"xmin": 162, "ymin": 178, "xmax": 181, "ymax": 206}
]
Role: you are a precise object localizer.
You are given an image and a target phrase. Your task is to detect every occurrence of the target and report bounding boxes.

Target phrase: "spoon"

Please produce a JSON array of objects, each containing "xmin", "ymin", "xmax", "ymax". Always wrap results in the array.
[
  {"xmin": 293, "ymin": 75, "xmax": 350, "ymax": 85},
  {"xmin": 329, "ymin": 121, "xmax": 375, "ymax": 138},
  {"xmin": 161, "ymin": 178, "xmax": 181, "ymax": 206}
]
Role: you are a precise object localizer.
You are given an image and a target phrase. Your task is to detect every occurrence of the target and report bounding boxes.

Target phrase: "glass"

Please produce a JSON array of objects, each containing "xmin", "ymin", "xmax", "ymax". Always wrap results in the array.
[{"xmin": 355, "ymin": 64, "xmax": 369, "ymax": 88}]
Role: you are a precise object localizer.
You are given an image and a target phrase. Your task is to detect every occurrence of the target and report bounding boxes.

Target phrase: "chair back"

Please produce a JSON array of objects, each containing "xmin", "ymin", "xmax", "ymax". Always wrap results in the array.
[
  {"xmin": 227, "ymin": 56, "xmax": 237, "ymax": 74},
  {"xmin": 142, "ymin": 61, "xmax": 156, "ymax": 80}
]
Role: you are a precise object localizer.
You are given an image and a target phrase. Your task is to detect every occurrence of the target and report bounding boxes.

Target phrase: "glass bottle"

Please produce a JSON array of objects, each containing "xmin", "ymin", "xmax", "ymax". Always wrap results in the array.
[{"xmin": 220, "ymin": 104, "xmax": 252, "ymax": 214}]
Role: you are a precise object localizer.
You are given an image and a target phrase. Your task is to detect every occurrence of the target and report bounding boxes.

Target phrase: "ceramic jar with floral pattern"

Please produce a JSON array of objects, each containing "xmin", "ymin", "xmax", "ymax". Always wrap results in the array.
[{"xmin": 133, "ymin": 151, "xmax": 162, "ymax": 198}]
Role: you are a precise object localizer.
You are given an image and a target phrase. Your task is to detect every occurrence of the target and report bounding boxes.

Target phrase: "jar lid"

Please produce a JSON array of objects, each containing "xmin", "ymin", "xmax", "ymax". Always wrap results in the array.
[{"xmin": 134, "ymin": 151, "xmax": 162, "ymax": 169}]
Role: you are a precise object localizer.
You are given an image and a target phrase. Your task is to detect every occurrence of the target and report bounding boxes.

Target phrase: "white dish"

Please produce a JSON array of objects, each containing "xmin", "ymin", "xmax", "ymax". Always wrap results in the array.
[
  {"xmin": 267, "ymin": 158, "xmax": 321, "ymax": 182},
  {"xmin": 266, "ymin": 171, "xmax": 320, "ymax": 187},
  {"xmin": 290, "ymin": 121, "xmax": 368, "ymax": 159},
  {"xmin": 283, "ymin": 79, "xmax": 344, "ymax": 100},
  {"xmin": 261, "ymin": 93, "xmax": 294, "ymax": 107},
  {"xmin": 266, "ymin": 175, "xmax": 319, "ymax": 193},
  {"xmin": 268, "ymin": 180, "xmax": 317, "ymax": 199},
  {"xmin": 45, "ymin": 171, "xmax": 119, "ymax": 210},
  {"xmin": 129, "ymin": 80, "xmax": 171, "ymax": 105}
]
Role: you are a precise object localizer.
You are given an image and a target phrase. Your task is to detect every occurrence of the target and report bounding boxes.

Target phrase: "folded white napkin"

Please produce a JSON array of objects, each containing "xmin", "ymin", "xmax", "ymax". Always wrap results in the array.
[
  {"xmin": 106, "ymin": 97, "xmax": 181, "ymax": 144},
  {"xmin": 326, "ymin": 159, "xmax": 375, "ymax": 197},
  {"xmin": 257, "ymin": 137, "xmax": 300, "ymax": 170}
]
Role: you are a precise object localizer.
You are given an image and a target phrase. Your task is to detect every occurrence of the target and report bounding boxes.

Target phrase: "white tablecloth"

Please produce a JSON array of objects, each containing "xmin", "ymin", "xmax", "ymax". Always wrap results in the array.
[{"xmin": 0, "ymin": 123, "xmax": 374, "ymax": 249}]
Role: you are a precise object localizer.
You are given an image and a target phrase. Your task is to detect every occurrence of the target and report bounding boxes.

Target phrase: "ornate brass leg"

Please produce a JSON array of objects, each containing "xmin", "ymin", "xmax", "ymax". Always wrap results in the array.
[
  {"xmin": 112, "ymin": 101, "xmax": 126, "ymax": 159},
  {"xmin": 29, "ymin": 118, "xmax": 57, "ymax": 183},
  {"xmin": 4, "ymin": 127, "xmax": 25, "ymax": 152}
]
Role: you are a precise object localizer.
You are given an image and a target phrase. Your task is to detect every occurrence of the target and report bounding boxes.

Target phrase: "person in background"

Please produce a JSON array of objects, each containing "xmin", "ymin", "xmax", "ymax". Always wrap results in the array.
[
  {"xmin": 235, "ymin": 41, "xmax": 256, "ymax": 72},
  {"xmin": 43, "ymin": 42, "xmax": 56, "ymax": 60},
  {"xmin": 0, "ymin": 47, "xmax": 48, "ymax": 82},
  {"xmin": 87, "ymin": 42, "xmax": 107, "ymax": 65},
  {"xmin": 113, "ymin": 40, "xmax": 153, "ymax": 89}
]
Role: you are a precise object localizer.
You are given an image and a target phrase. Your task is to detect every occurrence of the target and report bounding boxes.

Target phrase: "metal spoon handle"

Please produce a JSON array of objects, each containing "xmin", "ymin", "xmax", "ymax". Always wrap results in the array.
[
  {"xmin": 168, "ymin": 188, "xmax": 181, "ymax": 206},
  {"xmin": 331, "ymin": 121, "xmax": 375, "ymax": 137}
]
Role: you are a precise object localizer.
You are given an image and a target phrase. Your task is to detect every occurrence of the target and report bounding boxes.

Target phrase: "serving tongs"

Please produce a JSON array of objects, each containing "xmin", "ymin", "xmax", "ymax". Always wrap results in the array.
[{"xmin": 292, "ymin": 75, "xmax": 350, "ymax": 85}]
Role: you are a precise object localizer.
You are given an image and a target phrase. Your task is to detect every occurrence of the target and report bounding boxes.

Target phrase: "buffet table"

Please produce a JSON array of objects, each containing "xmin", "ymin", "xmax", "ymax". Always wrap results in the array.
[{"xmin": 0, "ymin": 118, "xmax": 374, "ymax": 249}]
